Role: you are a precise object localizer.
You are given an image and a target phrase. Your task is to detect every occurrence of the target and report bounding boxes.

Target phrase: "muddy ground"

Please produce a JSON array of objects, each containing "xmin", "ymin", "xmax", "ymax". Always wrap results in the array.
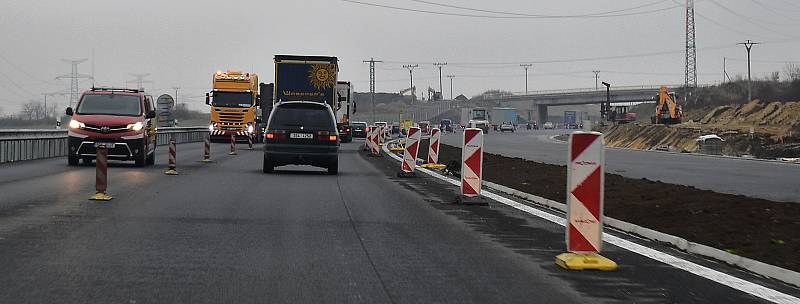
[{"xmin": 416, "ymin": 140, "xmax": 800, "ymax": 272}]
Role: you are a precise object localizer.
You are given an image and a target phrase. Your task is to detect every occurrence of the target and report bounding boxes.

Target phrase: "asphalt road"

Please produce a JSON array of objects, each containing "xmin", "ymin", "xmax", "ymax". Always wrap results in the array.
[
  {"xmin": 0, "ymin": 140, "xmax": 796, "ymax": 303},
  {"xmin": 440, "ymin": 129, "xmax": 800, "ymax": 203}
]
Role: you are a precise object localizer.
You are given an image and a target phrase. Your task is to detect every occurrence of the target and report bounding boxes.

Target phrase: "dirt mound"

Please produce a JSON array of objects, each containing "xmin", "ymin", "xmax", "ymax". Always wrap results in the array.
[
  {"xmin": 700, "ymin": 100, "xmax": 800, "ymax": 133},
  {"xmin": 601, "ymin": 124, "xmax": 700, "ymax": 152}
]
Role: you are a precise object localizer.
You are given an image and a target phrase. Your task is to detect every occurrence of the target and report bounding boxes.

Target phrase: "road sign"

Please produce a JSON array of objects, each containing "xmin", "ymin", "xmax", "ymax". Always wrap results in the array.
[
  {"xmin": 400, "ymin": 127, "xmax": 421, "ymax": 175},
  {"xmin": 156, "ymin": 94, "xmax": 175, "ymax": 127},
  {"xmin": 461, "ymin": 128, "xmax": 483, "ymax": 197}
]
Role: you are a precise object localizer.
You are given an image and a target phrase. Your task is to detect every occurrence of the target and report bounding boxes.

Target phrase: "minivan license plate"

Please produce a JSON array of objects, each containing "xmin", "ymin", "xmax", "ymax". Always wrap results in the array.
[{"xmin": 290, "ymin": 133, "xmax": 313, "ymax": 139}]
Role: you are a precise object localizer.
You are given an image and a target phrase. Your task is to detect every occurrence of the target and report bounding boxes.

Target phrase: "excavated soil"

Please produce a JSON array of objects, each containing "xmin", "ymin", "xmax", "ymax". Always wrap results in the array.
[{"xmin": 422, "ymin": 141, "xmax": 800, "ymax": 272}]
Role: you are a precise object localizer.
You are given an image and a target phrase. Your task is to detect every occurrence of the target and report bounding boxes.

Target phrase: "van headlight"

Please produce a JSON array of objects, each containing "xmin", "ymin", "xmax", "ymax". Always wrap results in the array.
[
  {"xmin": 126, "ymin": 122, "xmax": 144, "ymax": 131},
  {"xmin": 69, "ymin": 119, "xmax": 85, "ymax": 129}
]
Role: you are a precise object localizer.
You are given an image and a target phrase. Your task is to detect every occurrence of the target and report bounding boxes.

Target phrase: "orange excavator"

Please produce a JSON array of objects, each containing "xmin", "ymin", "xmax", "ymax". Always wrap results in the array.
[{"xmin": 651, "ymin": 86, "xmax": 682, "ymax": 125}]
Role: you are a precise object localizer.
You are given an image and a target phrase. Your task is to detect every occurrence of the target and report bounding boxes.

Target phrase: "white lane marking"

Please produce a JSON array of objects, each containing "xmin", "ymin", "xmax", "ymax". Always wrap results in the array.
[{"xmin": 382, "ymin": 144, "xmax": 800, "ymax": 304}]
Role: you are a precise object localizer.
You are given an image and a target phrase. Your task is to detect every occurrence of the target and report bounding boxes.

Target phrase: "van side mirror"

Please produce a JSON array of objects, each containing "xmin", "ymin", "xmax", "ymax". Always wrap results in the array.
[
  {"xmin": 205, "ymin": 93, "xmax": 211, "ymax": 105},
  {"xmin": 65, "ymin": 107, "xmax": 73, "ymax": 116},
  {"xmin": 146, "ymin": 110, "xmax": 156, "ymax": 119}
]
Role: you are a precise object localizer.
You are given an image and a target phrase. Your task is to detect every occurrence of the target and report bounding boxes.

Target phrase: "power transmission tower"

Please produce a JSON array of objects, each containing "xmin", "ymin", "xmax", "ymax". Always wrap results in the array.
[
  {"xmin": 403, "ymin": 64, "xmax": 419, "ymax": 102},
  {"xmin": 433, "ymin": 62, "xmax": 447, "ymax": 99},
  {"xmin": 685, "ymin": 0, "xmax": 698, "ymax": 110},
  {"xmin": 128, "ymin": 73, "xmax": 152, "ymax": 91},
  {"xmin": 55, "ymin": 58, "xmax": 92, "ymax": 107},
  {"xmin": 446, "ymin": 75, "xmax": 455, "ymax": 100},
  {"xmin": 738, "ymin": 40, "xmax": 760, "ymax": 102},
  {"xmin": 520, "ymin": 64, "xmax": 532, "ymax": 94},
  {"xmin": 592, "ymin": 70, "xmax": 601, "ymax": 90},
  {"xmin": 363, "ymin": 58, "xmax": 383, "ymax": 122}
]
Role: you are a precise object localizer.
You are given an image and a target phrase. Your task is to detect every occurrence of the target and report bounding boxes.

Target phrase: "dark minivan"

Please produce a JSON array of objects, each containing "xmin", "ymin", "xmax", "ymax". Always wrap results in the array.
[{"xmin": 263, "ymin": 101, "xmax": 339, "ymax": 174}]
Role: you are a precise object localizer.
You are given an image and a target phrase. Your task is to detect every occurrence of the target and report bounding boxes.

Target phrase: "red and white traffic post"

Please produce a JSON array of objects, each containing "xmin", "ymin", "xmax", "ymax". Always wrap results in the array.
[
  {"xmin": 421, "ymin": 128, "xmax": 446, "ymax": 170},
  {"xmin": 164, "ymin": 135, "xmax": 178, "ymax": 175},
  {"xmin": 202, "ymin": 134, "xmax": 212, "ymax": 163},
  {"xmin": 456, "ymin": 128, "xmax": 489, "ymax": 205},
  {"xmin": 370, "ymin": 126, "xmax": 382, "ymax": 157},
  {"xmin": 229, "ymin": 134, "xmax": 237, "ymax": 155},
  {"xmin": 397, "ymin": 127, "xmax": 421, "ymax": 177},
  {"xmin": 555, "ymin": 131, "xmax": 617, "ymax": 271},
  {"xmin": 363, "ymin": 126, "xmax": 372, "ymax": 151},
  {"xmin": 89, "ymin": 143, "xmax": 113, "ymax": 201},
  {"xmin": 247, "ymin": 134, "xmax": 254, "ymax": 150}
]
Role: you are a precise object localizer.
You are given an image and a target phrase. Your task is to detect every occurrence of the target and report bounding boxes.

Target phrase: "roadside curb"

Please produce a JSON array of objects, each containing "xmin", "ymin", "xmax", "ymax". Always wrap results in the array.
[{"xmin": 383, "ymin": 139, "xmax": 800, "ymax": 288}]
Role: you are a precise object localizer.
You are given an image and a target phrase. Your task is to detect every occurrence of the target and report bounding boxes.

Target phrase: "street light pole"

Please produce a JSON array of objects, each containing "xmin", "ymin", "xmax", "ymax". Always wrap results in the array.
[
  {"xmin": 446, "ymin": 75, "xmax": 455, "ymax": 100},
  {"xmin": 592, "ymin": 70, "xmax": 600, "ymax": 90},
  {"xmin": 602, "ymin": 82, "xmax": 611, "ymax": 121},
  {"xmin": 738, "ymin": 40, "xmax": 759, "ymax": 102},
  {"xmin": 520, "ymin": 64, "xmax": 532, "ymax": 94},
  {"xmin": 403, "ymin": 64, "xmax": 419, "ymax": 102},
  {"xmin": 433, "ymin": 62, "xmax": 447, "ymax": 99}
]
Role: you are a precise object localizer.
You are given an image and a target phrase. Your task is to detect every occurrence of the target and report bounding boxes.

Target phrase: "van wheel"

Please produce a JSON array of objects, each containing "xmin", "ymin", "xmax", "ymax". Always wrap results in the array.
[
  {"xmin": 146, "ymin": 151, "xmax": 155, "ymax": 165},
  {"xmin": 68, "ymin": 155, "xmax": 79, "ymax": 166}
]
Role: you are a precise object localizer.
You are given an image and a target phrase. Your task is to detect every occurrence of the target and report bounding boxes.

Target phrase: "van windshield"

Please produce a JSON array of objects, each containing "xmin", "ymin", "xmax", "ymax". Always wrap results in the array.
[{"xmin": 77, "ymin": 94, "xmax": 141, "ymax": 116}]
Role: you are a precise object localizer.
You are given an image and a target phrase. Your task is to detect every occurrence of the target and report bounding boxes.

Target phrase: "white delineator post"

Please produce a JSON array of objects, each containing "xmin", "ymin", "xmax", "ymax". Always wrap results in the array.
[
  {"xmin": 556, "ymin": 131, "xmax": 617, "ymax": 271},
  {"xmin": 427, "ymin": 128, "xmax": 441, "ymax": 164},
  {"xmin": 399, "ymin": 127, "xmax": 421, "ymax": 176},
  {"xmin": 460, "ymin": 128, "xmax": 484, "ymax": 197}
]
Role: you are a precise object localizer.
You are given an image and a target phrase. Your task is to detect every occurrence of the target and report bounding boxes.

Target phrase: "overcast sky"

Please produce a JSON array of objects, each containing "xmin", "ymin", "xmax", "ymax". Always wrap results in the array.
[{"xmin": 1, "ymin": 0, "xmax": 799, "ymax": 112}]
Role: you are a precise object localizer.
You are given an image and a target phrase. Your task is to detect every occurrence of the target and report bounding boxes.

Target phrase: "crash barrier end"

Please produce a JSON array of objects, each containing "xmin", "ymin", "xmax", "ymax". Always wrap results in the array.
[{"xmin": 555, "ymin": 253, "xmax": 618, "ymax": 271}]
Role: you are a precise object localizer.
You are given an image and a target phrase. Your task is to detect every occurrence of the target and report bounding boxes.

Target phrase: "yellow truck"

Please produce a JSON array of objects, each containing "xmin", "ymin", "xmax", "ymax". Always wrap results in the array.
[{"xmin": 205, "ymin": 70, "xmax": 261, "ymax": 141}]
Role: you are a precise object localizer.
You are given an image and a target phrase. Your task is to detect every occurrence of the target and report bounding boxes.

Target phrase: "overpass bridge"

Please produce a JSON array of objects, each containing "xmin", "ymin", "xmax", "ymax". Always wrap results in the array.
[{"xmin": 478, "ymin": 85, "xmax": 683, "ymax": 123}]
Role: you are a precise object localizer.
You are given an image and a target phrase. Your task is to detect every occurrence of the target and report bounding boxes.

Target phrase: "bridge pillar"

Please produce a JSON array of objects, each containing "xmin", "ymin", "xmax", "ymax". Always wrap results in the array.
[{"xmin": 537, "ymin": 104, "xmax": 548, "ymax": 124}]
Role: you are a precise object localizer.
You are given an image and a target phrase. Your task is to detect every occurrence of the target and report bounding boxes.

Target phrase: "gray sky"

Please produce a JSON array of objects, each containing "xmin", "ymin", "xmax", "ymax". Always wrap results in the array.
[{"xmin": 1, "ymin": 0, "xmax": 799, "ymax": 113}]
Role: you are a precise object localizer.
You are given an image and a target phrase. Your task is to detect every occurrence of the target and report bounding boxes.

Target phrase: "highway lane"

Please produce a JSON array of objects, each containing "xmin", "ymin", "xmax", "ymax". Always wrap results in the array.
[
  {"xmin": 0, "ymin": 141, "xmax": 795, "ymax": 303},
  {"xmin": 440, "ymin": 129, "xmax": 800, "ymax": 203}
]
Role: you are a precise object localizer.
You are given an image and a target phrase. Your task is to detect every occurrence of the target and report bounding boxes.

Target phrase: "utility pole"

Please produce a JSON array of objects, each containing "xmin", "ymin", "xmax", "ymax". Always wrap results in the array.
[
  {"xmin": 128, "ymin": 73, "xmax": 152, "ymax": 91},
  {"xmin": 685, "ymin": 0, "xmax": 698, "ymax": 111},
  {"xmin": 592, "ymin": 70, "xmax": 600, "ymax": 90},
  {"xmin": 446, "ymin": 75, "xmax": 455, "ymax": 100},
  {"xmin": 55, "ymin": 58, "xmax": 92, "ymax": 108},
  {"xmin": 520, "ymin": 64, "xmax": 532, "ymax": 94},
  {"xmin": 433, "ymin": 62, "xmax": 447, "ymax": 99},
  {"xmin": 363, "ymin": 58, "xmax": 382, "ymax": 122},
  {"xmin": 403, "ymin": 64, "xmax": 419, "ymax": 102},
  {"xmin": 172, "ymin": 86, "xmax": 180, "ymax": 103},
  {"xmin": 738, "ymin": 40, "xmax": 759, "ymax": 102},
  {"xmin": 601, "ymin": 82, "xmax": 611, "ymax": 121}
]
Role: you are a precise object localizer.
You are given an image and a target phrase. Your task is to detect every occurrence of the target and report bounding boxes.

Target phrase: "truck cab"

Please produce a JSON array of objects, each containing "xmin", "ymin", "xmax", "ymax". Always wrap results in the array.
[
  {"xmin": 65, "ymin": 88, "xmax": 157, "ymax": 167},
  {"xmin": 206, "ymin": 70, "xmax": 260, "ymax": 141}
]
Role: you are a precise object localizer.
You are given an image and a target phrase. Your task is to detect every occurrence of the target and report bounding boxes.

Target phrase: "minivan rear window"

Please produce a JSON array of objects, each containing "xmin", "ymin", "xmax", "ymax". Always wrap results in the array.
[{"xmin": 269, "ymin": 103, "xmax": 334, "ymax": 131}]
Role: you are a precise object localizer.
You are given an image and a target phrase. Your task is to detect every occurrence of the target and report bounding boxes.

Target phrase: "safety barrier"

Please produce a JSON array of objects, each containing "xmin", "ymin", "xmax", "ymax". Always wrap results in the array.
[{"xmin": 0, "ymin": 127, "xmax": 208, "ymax": 164}]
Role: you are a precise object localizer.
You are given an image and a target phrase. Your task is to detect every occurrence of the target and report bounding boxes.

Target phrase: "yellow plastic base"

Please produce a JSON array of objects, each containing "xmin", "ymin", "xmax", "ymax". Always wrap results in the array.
[
  {"xmin": 228, "ymin": 152, "xmax": 237, "ymax": 155},
  {"xmin": 164, "ymin": 169, "xmax": 179, "ymax": 175},
  {"xmin": 89, "ymin": 192, "xmax": 113, "ymax": 201},
  {"xmin": 389, "ymin": 147, "xmax": 405, "ymax": 152},
  {"xmin": 555, "ymin": 253, "xmax": 618, "ymax": 271},
  {"xmin": 420, "ymin": 163, "xmax": 447, "ymax": 170},
  {"xmin": 201, "ymin": 159, "xmax": 213, "ymax": 163}
]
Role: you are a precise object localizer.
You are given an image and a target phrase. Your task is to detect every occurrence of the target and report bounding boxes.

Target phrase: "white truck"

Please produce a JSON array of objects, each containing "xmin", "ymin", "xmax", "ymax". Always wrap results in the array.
[
  {"xmin": 335, "ymin": 81, "xmax": 355, "ymax": 142},
  {"xmin": 460, "ymin": 107, "xmax": 490, "ymax": 134}
]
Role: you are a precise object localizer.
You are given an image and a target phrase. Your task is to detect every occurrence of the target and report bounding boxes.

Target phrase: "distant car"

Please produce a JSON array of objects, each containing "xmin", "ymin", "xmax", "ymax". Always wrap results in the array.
[
  {"xmin": 337, "ymin": 123, "xmax": 353, "ymax": 143},
  {"xmin": 439, "ymin": 119, "xmax": 454, "ymax": 133},
  {"xmin": 499, "ymin": 122, "xmax": 515, "ymax": 132},
  {"xmin": 543, "ymin": 122, "xmax": 555, "ymax": 129},
  {"xmin": 351, "ymin": 122, "xmax": 367, "ymax": 138},
  {"xmin": 391, "ymin": 125, "xmax": 400, "ymax": 134},
  {"xmin": 418, "ymin": 121, "xmax": 431, "ymax": 134},
  {"xmin": 263, "ymin": 101, "xmax": 339, "ymax": 175}
]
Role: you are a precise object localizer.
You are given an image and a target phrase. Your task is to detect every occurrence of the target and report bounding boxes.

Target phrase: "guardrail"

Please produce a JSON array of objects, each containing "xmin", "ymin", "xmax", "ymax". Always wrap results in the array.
[{"xmin": 0, "ymin": 127, "xmax": 209, "ymax": 164}]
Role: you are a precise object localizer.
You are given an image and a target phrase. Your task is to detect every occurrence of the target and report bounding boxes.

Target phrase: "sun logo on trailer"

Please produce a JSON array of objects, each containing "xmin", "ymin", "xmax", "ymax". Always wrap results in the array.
[{"xmin": 308, "ymin": 64, "xmax": 336, "ymax": 90}]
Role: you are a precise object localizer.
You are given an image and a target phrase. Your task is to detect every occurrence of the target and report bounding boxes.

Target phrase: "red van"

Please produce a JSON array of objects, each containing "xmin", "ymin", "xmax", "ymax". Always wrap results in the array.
[{"xmin": 65, "ymin": 88, "xmax": 157, "ymax": 166}]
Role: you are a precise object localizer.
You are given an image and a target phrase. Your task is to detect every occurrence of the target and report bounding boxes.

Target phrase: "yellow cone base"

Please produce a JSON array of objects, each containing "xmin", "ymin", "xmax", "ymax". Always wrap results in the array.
[
  {"xmin": 389, "ymin": 147, "xmax": 405, "ymax": 152},
  {"xmin": 555, "ymin": 253, "xmax": 617, "ymax": 271},
  {"xmin": 229, "ymin": 152, "xmax": 237, "ymax": 155},
  {"xmin": 164, "ymin": 168, "xmax": 179, "ymax": 175},
  {"xmin": 201, "ymin": 159, "xmax": 213, "ymax": 163},
  {"xmin": 89, "ymin": 192, "xmax": 113, "ymax": 201},
  {"xmin": 420, "ymin": 163, "xmax": 447, "ymax": 170}
]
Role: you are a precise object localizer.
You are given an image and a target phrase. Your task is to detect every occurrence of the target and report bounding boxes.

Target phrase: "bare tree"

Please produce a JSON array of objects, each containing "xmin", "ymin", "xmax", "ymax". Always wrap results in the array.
[
  {"xmin": 21, "ymin": 101, "xmax": 37, "ymax": 120},
  {"xmin": 785, "ymin": 62, "xmax": 800, "ymax": 81}
]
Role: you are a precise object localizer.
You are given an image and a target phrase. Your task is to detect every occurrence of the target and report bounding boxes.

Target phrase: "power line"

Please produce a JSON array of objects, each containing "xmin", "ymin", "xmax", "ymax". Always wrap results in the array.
[
  {"xmin": 406, "ymin": 0, "xmax": 675, "ymax": 18},
  {"xmin": 341, "ymin": 0, "xmax": 680, "ymax": 19},
  {"xmin": 706, "ymin": 0, "xmax": 799, "ymax": 37}
]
